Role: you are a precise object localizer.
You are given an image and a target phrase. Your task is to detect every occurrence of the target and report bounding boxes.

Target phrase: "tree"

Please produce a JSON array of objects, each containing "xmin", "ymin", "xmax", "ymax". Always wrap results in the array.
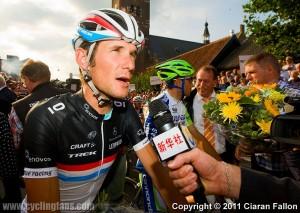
[
  {"xmin": 131, "ymin": 67, "xmax": 157, "ymax": 92},
  {"xmin": 243, "ymin": 0, "xmax": 300, "ymax": 59}
]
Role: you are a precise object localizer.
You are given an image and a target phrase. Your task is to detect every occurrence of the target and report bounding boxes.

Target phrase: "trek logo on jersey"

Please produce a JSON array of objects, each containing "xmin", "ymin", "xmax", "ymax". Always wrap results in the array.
[
  {"xmin": 70, "ymin": 142, "xmax": 96, "ymax": 150},
  {"xmin": 83, "ymin": 103, "xmax": 98, "ymax": 120},
  {"xmin": 68, "ymin": 151, "xmax": 97, "ymax": 158}
]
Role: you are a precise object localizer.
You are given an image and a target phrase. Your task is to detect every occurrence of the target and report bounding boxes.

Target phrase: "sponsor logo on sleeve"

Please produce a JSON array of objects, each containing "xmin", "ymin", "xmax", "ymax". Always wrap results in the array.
[{"xmin": 23, "ymin": 167, "xmax": 57, "ymax": 178}]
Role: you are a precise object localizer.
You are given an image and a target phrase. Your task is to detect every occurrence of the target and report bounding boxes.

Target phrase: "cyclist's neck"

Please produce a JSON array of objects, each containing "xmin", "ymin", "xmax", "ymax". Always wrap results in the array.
[{"xmin": 167, "ymin": 88, "xmax": 183, "ymax": 101}]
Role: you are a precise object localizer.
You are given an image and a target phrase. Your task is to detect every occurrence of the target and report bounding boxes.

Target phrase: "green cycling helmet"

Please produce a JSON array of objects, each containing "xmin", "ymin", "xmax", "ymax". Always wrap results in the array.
[{"xmin": 156, "ymin": 59, "xmax": 195, "ymax": 81}]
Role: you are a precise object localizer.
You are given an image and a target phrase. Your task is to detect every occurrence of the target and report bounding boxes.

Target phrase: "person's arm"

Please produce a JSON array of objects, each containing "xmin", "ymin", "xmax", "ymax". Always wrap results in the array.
[
  {"xmin": 25, "ymin": 178, "xmax": 60, "ymax": 212},
  {"xmin": 168, "ymin": 148, "xmax": 300, "ymax": 204},
  {"xmin": 23, "ymin": 106, "xmax": 60, "ymax": 212},
  {"xmin": 239, "ymin": 167, "xmax": 300, "ymax": 204},
  {"xmin": 125, "ymin": 103, "xmax": 189, "ymax": 212},
  {"xmin": 135, "ymin": 142, "xmax": 189, "ymax": 211}
]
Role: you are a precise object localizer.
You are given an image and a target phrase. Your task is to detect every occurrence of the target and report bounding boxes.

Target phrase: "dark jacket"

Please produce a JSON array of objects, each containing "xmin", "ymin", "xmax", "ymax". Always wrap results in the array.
[
  {"xmin": 239, "ymin": 167, "xmax": 300, "ymax": 205},
  {"xmin": 184, "ymin": 88, "xmax": 197, "ymax": 121},
  {"xmin": 13, "ymin": 82, "xmax": 69, "ymax": 124},
  {"xmin": 0, "ymin": 87, "xmax": 17, "ymax": 114}
]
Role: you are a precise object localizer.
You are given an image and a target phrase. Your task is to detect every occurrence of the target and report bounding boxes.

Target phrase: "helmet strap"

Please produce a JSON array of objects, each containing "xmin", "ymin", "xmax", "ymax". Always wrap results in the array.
[
  {"xmin": 180, "ymin": 78, "xmax": 185, "ymax": 100},
  {"xmin": 82, "ymin": 42, "xmax": 113, "ymax": 107},
  {"xmin": 82, "ymin": 69, "xmax": 112, "ymax": 107},
  {"xmin": 166, "ymin": 79, "xmax": 185, "ymax": 100}
]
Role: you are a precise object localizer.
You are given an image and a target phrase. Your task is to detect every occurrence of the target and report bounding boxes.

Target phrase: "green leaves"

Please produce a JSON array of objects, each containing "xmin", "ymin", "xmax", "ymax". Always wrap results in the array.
[{"xmin": 243, "ymin": 0, "xmax": 300, "ymax": 58}]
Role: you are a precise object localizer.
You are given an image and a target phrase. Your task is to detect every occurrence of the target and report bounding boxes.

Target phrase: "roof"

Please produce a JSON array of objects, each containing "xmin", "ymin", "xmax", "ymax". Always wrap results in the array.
[
  {"xmin": 148, "ymin": 35, "xmax": 202, "ymax": 62},
  {"xmin": 168, "ymin": 35, "xmax": 240, "ymax": 71},
  {"xmin": 217, "ymin": 38, "xmax": 265, "ymax": 70}
]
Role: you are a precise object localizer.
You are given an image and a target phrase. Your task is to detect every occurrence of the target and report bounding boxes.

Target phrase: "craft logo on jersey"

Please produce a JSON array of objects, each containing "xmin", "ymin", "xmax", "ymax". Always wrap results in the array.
[
  {"xmin": 87, "ymin": 131, "xmax": 97, "ymax": 140},
  {"xmin": 70, "ymin": 142, "xmax": 96, "ymax": 150}
]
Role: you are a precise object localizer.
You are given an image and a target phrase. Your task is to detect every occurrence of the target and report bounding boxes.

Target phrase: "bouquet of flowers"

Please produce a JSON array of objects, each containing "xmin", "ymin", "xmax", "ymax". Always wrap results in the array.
[{"xmin": 203, "ymin": 83, "xmax": 286, "ymax": 144}]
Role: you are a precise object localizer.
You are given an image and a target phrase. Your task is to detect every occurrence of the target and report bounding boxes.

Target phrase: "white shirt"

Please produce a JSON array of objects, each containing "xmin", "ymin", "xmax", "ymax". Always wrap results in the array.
[{"xmin": 192, "ymin": 91, "xmax": 226, "ymax": 154}]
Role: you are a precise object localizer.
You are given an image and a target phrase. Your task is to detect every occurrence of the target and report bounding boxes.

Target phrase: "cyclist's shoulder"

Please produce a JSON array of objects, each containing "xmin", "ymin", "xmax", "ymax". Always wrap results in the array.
[
  {"xmin": 26, "ymin": 93, "xmax": 77, "ymax": 121},
  {"xmin": 112, "ymin": 99, "xmax": 134, "ymax": 114}
]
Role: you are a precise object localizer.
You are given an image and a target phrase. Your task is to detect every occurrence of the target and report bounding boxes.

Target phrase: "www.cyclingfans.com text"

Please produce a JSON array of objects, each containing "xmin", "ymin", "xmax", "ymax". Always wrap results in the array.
[{"xmin": 2, "ymin": 202, "xmax": 94, "ymax": 211}]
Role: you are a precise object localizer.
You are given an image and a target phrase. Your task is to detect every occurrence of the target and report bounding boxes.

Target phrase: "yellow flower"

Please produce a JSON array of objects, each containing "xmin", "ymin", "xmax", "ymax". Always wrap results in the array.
[
  {"xmin": 251, "ymin": 94, "xmax": 261, "ymax": 103},
  {"xmin": 216, "ymin": 92, "xmax": 241, "ymax": 103},
  {"xmin": 267, "ymin": 90, "xmax": 286, "ymax": 102},
  {"xmin": 220, "ymin": 102, "xmax": 243, "ymax": 123},
  {"xmin": 264, "ymin": 99, "xmax": 279, "ymax": 117},
  {"xmin": 216, "ymin": 93, "xmax": 232, "ymax": 103},
  {"xmin": 256, "ymin": 120, "xmax": 272, "ymax": 134},
  {"xmin": 227, "ymin": 92, "xmax": 241, "ymax": 102}
]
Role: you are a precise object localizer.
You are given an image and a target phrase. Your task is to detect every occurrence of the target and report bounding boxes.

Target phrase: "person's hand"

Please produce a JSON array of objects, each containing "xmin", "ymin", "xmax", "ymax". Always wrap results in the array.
[
  {"xmin": 167, "ymin": 148, "xmax": 223, "ymax": 196},
  {"xmin": 235, "ymin": 138, "xmax": 270, "ymax": 160}
]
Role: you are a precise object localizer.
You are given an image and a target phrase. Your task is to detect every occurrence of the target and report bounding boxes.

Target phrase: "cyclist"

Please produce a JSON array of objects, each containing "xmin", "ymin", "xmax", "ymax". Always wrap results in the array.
[
  {"xmin": 139, "ymin": 59, "xmax": 195, "ymax": 212},
  {"xmin": 22, "ymin": 8, "xmax": 150, "ymax": 212}
]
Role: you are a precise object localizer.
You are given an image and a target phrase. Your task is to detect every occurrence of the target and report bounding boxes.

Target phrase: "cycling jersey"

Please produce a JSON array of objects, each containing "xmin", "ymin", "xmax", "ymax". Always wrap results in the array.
[{"xmin": 23, "ymin": 91, "xmax": 148, "ymax": 211}]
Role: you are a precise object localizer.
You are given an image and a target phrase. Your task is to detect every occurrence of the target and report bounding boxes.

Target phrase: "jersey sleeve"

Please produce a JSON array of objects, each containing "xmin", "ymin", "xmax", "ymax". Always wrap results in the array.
[
  {"xmin": 23, "ymin": 103, "xmax": 58, "ymax": 179},
  {"xmin": 123, "ymin": 102, "xmax": 149, "ymax": 151}
]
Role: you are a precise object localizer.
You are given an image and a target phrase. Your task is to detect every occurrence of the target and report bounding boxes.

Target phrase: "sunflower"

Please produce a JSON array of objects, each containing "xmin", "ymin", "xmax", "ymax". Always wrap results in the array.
[
  {"xmin": 264, "ymin": 99, "xmax": 279, "ymax": 117},
  {"xmin": 220, "ymin": 102, "xmax": 243, "ymax": 123},
  {"xmin": 256, "ymin": 120, "xmax": 272, "ymax": 134}
]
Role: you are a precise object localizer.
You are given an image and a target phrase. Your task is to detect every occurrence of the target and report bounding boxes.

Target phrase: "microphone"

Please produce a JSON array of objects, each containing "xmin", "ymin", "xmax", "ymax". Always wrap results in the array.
[{"xmin": 149, "ymin": 99, "xmax": 208, "ymax": 205}]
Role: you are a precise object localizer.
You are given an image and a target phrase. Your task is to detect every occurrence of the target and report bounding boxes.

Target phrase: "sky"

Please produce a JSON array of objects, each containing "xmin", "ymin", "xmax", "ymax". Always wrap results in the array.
[{"xmin": 0, "ymin": 0, "xmax": 248, "ymax": 80}]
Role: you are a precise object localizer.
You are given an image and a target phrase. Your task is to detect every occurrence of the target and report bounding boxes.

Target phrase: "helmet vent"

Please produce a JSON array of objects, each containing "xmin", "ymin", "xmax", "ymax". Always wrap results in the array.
[
  {"xmin": 102, "ymin": 9, "xmax": 128, "ymax": 31},
  {"xmin": 80, "ymin": 22, "xmax": 98, "ymax": 31}
]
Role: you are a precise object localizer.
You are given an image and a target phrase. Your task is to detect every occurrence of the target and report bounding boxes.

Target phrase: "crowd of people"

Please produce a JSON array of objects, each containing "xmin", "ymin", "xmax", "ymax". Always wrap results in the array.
[{"xmin": 0, "ymin": 7, "xmax": 300, "ymax": 213}]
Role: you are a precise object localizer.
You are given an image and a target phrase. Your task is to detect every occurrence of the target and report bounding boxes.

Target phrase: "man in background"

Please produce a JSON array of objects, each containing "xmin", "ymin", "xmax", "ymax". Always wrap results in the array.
[
  {"xmin": 236, "ymin": 53, "xmax": 300, "ymax": 178},
  {"xmin": 13, "ymin": 59, "xmax": 68, "ymax": 124},
  {"xmin": 10, "ymin": 60, "xmax": 68, "ymax": 176},
  {"xmin": 185, "ymin": 65, "xmax": 235, "ymax": 162}
]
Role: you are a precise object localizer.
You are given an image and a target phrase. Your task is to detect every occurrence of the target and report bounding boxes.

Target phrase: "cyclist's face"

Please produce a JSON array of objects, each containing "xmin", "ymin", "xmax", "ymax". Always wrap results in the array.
[
  {"xmin": 90, "ymin": 40, "xmax": 137, "ymax": 99},
  {"xmin": 183, "ymin": 78, "xmax": 193, "ymax": 97}
]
